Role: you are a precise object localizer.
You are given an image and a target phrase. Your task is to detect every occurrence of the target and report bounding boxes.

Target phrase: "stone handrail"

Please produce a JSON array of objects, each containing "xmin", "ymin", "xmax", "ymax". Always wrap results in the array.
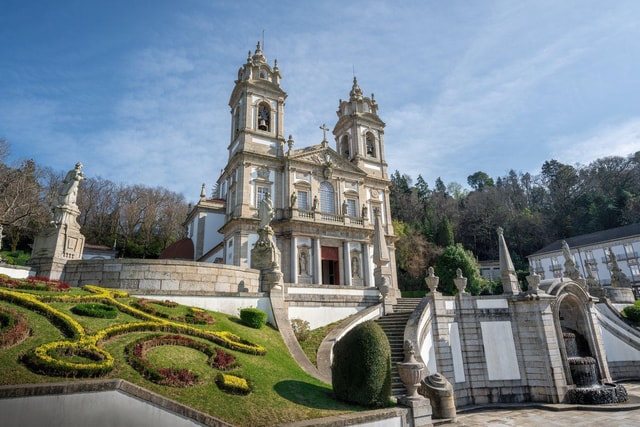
[
  {"xmin": 316, "ymin": 304, "xmax": 384, "ymax": 383},
  {"xmin": 403, "ymin": 296, "xmax": 433, "ymax": 368}
]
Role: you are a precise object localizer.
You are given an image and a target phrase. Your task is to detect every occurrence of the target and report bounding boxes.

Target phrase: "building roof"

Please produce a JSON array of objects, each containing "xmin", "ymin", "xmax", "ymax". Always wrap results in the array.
[
  {"xmin": 529, "ymin": 223, "xmax": 640, "ymax": 257},
  {"xmin": 159, "ymin": 237, "xmax": 195, "ymax": 260}
]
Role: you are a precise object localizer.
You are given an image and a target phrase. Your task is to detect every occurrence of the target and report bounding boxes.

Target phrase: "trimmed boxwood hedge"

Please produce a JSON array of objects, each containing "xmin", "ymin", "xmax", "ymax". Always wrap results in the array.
[
  {"xmin": 240, "ymin": 308, "xmax": 267, "ymax": 329},
  {"xmin": 71, "ymin": 303, "xmax": 118, "ymax": 319},
  {"xmin": 331, "ymin": 320, "xmax": 391, "ymax": 407}
]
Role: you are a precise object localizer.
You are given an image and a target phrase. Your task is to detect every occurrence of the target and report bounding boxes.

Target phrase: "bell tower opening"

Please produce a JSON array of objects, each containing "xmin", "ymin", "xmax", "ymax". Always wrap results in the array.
[{"xmin": 258, "ymin": 102, "xmax": 271, "ymax": 131}]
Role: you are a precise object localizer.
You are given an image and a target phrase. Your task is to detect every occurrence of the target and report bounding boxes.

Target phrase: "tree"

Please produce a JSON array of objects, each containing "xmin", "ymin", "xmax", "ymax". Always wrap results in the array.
[
  {"xmin": 393, "ymin": 220, "xmax": 442, "ymax": 290},
  {"xmin": 0, "ymin": 144, "xmax": 50, "ymax": 250},
  {"xmin": 434, "ymin": 244, "xmax": 487, "ymax": 295},
  {"xmin": 467, "ymin": 171, "xmax": 494, "ymax": 191},
  {"xmin": 435, "ymin": 216, "xmax": 454, "ymax": 247}
]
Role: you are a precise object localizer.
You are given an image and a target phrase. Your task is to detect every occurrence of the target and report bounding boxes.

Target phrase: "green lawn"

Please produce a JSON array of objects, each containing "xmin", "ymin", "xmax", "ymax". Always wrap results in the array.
[{"xmin": 0, "ymin": 283, "xmax": 364, "ymax": 426}]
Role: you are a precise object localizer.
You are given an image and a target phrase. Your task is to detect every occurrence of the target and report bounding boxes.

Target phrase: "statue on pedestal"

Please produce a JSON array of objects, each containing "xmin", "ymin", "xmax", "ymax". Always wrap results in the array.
[
  {"xmin": 58, "ymin": 162, "xmax": 85, "ymax": 207},
  {"xmin": 258, "ymin": 192, "xmax": 274, "ymax": 230}
]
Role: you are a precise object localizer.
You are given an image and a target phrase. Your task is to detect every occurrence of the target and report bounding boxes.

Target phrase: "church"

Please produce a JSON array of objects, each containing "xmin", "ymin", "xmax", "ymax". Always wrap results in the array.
[{"xmin": 185, "ymin": 42, "xmax": 398, "ymax": 290}]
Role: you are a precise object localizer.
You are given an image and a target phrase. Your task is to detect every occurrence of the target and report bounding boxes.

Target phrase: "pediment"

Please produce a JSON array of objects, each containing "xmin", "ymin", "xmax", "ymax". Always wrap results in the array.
[{"xmin": 289, "ymin": 145, "xmax": 365, "ymax": 176}]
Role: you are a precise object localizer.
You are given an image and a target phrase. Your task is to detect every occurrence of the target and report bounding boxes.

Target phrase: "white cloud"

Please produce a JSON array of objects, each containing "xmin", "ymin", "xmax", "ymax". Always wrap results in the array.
[{"xmin": 550, "ymin": 118, "xmax": 640, "ymax": 165}]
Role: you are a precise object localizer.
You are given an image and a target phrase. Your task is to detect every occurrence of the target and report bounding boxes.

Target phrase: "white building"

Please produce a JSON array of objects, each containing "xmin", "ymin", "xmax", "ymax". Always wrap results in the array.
[
  {"xmin": 528, "ymin": 223, "xmax": 640, "ymax": 295},
  {"xmin": 184, "ymin": 42, "xmax": 398, "ymax": 290}
]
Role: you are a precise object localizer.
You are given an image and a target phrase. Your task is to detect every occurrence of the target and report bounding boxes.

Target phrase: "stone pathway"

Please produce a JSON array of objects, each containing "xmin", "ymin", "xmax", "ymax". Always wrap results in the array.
[
  {"xmin": 446, "ymin": 382, "xmax": 640, "ymax": 427},
  {"xmin": 450, "ymin": 407, "xmax": 640, "ymax": 427}
]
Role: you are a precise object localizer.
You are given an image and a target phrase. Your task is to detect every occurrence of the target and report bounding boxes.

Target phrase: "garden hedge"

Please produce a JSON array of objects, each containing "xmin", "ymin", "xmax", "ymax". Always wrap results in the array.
[
  {"xmin": 331, "ymin": 320, "xmax": 391, "ymax": 407},
  {"xmin": 240, "ymin": 308, "xmax": 267, "ymax": 329}
]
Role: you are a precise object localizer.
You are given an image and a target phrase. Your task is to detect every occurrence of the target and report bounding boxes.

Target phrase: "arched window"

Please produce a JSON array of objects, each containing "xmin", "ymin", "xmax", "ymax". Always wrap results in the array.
[
  {"xmin": 319, "ymin": 182, "xmax": 335, "ymax": 214},
  {"xmin": 233, "ymin": 107, "xmax": 240, "ymax": 137},
  {"xmin": 340, "ymin": 135, "xmax": 350, "ymax": 159},
  {"xmin": 257, "ymin": 102, "xmax": 271, "ymax": 131},
  {"xmin": 365, "ymin": 132, "xmax": 376, "ymax": 157}
]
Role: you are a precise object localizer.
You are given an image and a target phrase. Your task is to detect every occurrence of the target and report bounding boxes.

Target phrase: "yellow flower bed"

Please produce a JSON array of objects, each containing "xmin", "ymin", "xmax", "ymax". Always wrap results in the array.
[
  {"xmin": 215, "ymin": 373, "xmax": 251, "ymax": 395},
  {"xmin": 2, "ymin": 284, "xmax": 266, "ymax": 379},
  {"xmin": 0, "ymin": 288, "xmax": 84, "ymax": 339}
]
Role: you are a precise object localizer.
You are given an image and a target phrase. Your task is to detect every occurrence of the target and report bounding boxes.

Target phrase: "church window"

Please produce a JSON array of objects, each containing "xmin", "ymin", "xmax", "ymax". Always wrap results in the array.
[
  {"xmin": 365, "ymin": 132, "xmax": 376, "ymax": 157},
  {"xmin": 233, "ymin": 107, "xmax": 240, "ymax": 137},
  {"xmin": 624, "ymin": 243, "xmax": 636, "ymax": 258},
  {"xmin": 258, "ymin": 103, "xmax": 271, "ymax": 131},
  {"xmin": 256, "ymin": 186, "xmax": 269, "ymax": 207},
  {"xmin": 340, "ymin": 135, "xmax": 350, "ymax": 159},
  {"xmin": 297, "ymin": 190, "xmax": 309, "ymax": 210},
  {"xmin": 347, "ymin": 199, "xmax": 357, "ymax": 217},
  {"xmin": 319, "ymin": 182, "xmax": 335, "ymax": 214}
]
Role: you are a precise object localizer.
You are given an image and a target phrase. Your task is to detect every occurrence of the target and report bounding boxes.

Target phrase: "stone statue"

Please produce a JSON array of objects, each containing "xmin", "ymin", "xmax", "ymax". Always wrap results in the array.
[
  {"xmin": 299, "ymin": 251, "xmax": 308, "ymax": 275},
  {"xmin": 258, "ymin": 192, "xmax": 274, "ymax": 229},
  {"xmin": 312, "ymin": 195, "xmax": 318, "ymax": 211},
  {"xmin": 58, "ymin": 162, "xmax": 85, "ymax": 206},
  {"xmin": 608, "ymin": 247, "xmax": 632, "ymax": 288},
  {"xmin": 290, "ymin": 191, "xmax": 297, "ymax": 208},
  {"xmin": 342, "ymin": 200, "xmax": 349, "ymax": 216},
  {"xmin": 361, "ymin": 204, "xmax": 368, "ymax": 218},
  {"xmin": 351, "ymin": 256, "xmax": 360, "ymax": 278}
]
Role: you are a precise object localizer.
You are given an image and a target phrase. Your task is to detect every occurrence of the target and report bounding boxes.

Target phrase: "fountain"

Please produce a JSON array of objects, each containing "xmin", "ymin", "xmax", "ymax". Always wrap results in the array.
[{"xmin": 563, "ymin": 332, "xmax": 627, "ymax": 404}]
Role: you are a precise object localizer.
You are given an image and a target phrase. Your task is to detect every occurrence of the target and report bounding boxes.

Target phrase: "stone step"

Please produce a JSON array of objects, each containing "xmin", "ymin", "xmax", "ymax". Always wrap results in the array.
[{"xmin": 374, "ymin": 298, "xmax": 424, "ymax": 397}]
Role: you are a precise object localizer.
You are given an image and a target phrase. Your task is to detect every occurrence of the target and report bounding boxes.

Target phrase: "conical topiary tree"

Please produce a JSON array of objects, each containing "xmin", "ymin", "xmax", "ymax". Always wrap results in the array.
[{"xmin": 331, "ymin": 320, "xmax": 391, "ymax": 407}]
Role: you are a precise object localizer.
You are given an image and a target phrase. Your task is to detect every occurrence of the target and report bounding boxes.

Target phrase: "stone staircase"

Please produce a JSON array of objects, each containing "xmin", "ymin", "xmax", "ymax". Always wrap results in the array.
[{"xmin": 375, "ymin": 298, "xmax": 422, "ymax": 397}]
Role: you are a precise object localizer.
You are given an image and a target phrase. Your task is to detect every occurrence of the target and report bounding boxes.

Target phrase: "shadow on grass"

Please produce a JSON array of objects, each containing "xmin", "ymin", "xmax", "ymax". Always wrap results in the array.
[{"xmin": 274, "ymin": 380, "xmax": 355, "ymax": 410}]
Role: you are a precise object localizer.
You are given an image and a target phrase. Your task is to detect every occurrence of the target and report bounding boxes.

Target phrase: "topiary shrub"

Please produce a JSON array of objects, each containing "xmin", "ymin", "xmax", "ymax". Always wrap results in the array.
[
  {"xmin": 71, "ymin": 303, "xmax": 118, "ymax": 319},
  {"xmin": 331, "ymin": 320, "xmax": 391, "ymax": 407},
  {"xmin": 240, "ymin": 308, "xmax": 267, "ymax": 329}
]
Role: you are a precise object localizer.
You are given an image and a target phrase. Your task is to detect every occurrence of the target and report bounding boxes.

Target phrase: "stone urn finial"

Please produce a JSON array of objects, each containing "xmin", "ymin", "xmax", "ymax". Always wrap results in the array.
[
  {"xmin": 425, "ymin": 266, "xmax": 439, "ymax": 294},
  {"xmin": 397, "ymin": 339, "xmax": 425, "ymax": 400},
  {"xmin": 454, "ymin": 268, "xmax": 467, "ymax": 294},
  {"xmin": 526, "ymin": 272, "xmax": 541, "ymax": 293}
]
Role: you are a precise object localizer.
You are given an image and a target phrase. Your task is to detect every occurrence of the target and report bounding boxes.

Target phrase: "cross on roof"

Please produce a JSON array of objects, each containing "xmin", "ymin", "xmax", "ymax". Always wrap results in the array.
[{"xmin": 320, "ymin": 124, "xmax": 329, "ymax": 142}]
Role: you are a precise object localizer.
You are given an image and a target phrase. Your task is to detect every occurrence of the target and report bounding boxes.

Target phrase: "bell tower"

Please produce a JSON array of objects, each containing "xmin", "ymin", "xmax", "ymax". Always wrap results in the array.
[
  {"xmin": 332, "ymin": 77, "xmax": 388, "ymax": 179},
  {"xmin": 227, "ymin": 42, "xmax": 287, "ymax": 159}
]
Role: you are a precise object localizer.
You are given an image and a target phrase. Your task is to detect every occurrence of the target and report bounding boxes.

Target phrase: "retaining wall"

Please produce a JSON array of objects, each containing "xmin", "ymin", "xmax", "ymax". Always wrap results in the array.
[{"xmin": 63, "ymin": 259, "xmax": 261, "ymax": 293}]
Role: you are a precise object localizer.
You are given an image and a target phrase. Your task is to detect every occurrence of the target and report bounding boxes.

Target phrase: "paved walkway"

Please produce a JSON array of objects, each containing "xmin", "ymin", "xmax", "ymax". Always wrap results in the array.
[{"xmin": 445, "ymin": 383, "xmax": 640, "ymax": 427}]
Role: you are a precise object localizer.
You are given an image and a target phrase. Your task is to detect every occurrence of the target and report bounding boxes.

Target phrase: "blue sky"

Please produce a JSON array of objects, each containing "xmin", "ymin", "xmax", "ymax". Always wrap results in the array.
[{"xmin": 2, "ymin": 1, "xmax": 639, "ymax": 201}]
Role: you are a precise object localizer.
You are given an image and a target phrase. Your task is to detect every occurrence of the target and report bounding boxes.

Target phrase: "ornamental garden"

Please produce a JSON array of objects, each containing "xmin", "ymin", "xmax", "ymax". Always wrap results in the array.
[{"xmin": 0, "ymin": 275, "xmax": 361, "ymax": 426}]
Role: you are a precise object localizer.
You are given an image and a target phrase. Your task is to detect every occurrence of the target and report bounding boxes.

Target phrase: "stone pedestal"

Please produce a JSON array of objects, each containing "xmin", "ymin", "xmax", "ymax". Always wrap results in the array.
[
  {"xmin": 399, "ymin": 396, "xmax": 433, "ymax": 427},
  {"xmin": 251, "ymin": 226, "xmax": 283, "ymax": 293},
  {"xmin": 28, "ymin": 204, "xmax": 85, "ymax": 280},
  {"xmin": 251, "ymin": 227, "xmax": 280, "ymax": 270},
  {"xmin": 605, "ymin": 287, "xmax": 635, "ymax": 304}
]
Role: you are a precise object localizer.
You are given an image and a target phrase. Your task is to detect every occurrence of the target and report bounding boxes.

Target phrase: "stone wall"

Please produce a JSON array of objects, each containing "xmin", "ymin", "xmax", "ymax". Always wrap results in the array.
[
  {"xmin": 286, "ymin": 284, "xmax": 381, "ymax": 329},
  {"xmin": 63, "ymin": 259, "xmax": 261, "ymax": 293},
  {"xmin": 419, "ymin": 294, "xmax": 568, "ymax": 407},
  {"xmin": 0, "ymin": 264, "xmax": 34, "ymax": 279},
  {"xmin": 0, "ymin": 379, "xmax": 407, "ymax": 427}
]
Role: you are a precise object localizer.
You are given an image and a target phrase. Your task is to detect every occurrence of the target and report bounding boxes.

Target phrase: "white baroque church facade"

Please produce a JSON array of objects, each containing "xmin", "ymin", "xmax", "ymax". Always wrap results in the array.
[{"xmin": 186, "ymin": 42, "xmax": 398, "ymax": 290}]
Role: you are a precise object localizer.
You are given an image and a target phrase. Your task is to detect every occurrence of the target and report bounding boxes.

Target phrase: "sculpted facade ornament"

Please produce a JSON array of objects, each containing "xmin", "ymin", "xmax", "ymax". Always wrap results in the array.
[{"xmin": 257, "ymin": 166, "xmax": 270, "ymax": 180}]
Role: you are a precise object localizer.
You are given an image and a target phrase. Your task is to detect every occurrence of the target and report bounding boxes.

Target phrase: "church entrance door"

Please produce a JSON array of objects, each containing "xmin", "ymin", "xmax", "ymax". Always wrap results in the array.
[{"xmin": 321, "ymin": 246, "xmax": 340, "ymax": 285}]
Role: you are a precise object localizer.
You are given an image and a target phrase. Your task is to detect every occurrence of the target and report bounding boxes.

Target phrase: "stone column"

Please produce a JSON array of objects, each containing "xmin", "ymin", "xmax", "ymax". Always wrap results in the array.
[
  {"xmin": 290, "ymin": 236, "xmax": 298, "ymax": 284},
  {"xmin": 313, "ymin": 238, "xmax": 322, "ymax": 284},
  {"xmin": 343, "ymin": 241, "xmax": 352, "ymax": 286},
  {"xmin": 362, "ymin": 243, "xmax": 372, "ymax": 287}
]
